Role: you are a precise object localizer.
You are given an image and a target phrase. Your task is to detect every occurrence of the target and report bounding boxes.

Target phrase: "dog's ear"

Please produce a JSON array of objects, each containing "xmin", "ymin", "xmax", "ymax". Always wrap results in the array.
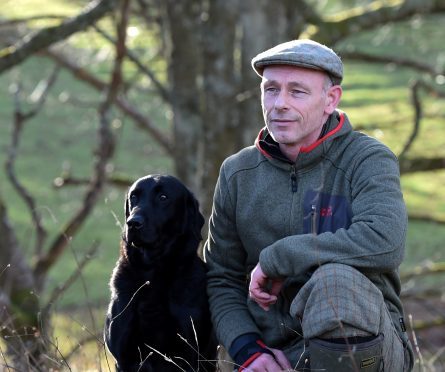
[
  {"xmin": 125, "ymin": 189, "xmax": 130, "ymax": 219},
  {"xmin": 186, "ymin": 193, "xmax": 205, "ymax": 241}
]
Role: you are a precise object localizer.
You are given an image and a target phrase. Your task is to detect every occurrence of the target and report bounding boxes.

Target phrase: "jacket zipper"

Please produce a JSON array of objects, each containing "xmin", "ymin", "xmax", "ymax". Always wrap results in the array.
[
  {"xmin": 310, "ymin": 204, "xmax": 317, "ymax": 235},
  {"xmin": 290, "ymin": 166, "xmax": 298, "ymax": 193}
]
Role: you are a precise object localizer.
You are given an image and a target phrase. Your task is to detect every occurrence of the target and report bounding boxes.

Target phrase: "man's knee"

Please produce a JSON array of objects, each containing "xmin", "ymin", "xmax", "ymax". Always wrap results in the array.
[{"xmin": 290, "ymin": 263, "xmax": 384, "ymax": 339}]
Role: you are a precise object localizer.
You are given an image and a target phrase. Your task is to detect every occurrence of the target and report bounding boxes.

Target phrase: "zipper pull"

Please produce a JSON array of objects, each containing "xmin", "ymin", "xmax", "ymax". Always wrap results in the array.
[
  {"xmin": 290, "ymin": 166, "xmax": 297, "ymax": 193},
  {"xmin": 311, "ymin": 204, "xmax": 317, "ymax": 235}
]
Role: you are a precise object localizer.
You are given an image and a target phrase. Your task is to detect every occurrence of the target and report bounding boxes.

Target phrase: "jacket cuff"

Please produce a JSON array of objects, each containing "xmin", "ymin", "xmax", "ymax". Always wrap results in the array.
[{"xmin": 229, "ymin": 333, "xmax": 275, "ymax": 371}]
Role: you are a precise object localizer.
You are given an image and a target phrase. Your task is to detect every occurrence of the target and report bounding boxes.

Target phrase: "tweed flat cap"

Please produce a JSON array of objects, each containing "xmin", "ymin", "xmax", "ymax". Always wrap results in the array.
[{"xmin": 252, "ymin": 39, "xmax": 343, "ymax": 85}]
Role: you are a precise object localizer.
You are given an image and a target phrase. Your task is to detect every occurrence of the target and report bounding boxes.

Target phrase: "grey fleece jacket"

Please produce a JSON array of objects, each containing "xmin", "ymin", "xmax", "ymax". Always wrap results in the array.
[{"xmin": 204, "ymin": 110, "xmax": 409, "ymax": 359}]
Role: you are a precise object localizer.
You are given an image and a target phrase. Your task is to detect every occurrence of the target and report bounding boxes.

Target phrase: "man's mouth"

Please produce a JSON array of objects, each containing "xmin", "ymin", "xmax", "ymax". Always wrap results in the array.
[{"xmin": 270, "ymin": 119, "xmax": 296, "ymax": 124}]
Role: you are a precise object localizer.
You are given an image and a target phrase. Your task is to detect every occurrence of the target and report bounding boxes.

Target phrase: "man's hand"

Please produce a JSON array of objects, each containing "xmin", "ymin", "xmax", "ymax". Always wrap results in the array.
[
  {"xmin": 249, "ymin": 263, "xmax": 283, "ymax": 311},
  {"xmin": 243, "ymin": 347, "xmax": 292, "ymax": 371}
]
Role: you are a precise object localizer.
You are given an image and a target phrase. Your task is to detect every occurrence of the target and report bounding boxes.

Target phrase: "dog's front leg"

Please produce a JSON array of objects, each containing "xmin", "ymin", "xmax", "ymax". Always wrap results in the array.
[{"xmin": 105, "ymin": 294, "xmax": 143, "ymax": 371}]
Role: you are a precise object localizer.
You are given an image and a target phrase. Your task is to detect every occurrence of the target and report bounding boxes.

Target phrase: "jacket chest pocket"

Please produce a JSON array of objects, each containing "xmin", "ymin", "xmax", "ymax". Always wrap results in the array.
[{"xmin": 303, "ymin": 190, "xmax": 352, "ymax": 235}]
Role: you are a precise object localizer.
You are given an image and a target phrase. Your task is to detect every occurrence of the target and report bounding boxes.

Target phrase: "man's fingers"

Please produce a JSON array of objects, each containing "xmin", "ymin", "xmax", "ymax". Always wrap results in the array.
[
  {"xmin": 271, "ymin": 349, "xmax": 292, "ymax": 369},
  {"xmin": 246, "ymin": 352, "xmax": 284, "ymax": 371},
  {"xmin": 249, "ymin": 287, "xmax": 270, "ymax": 299},
  {"xmin": 270, "ymin": 279, "xmax": 284, "ymax": 297},
  {"xmin": 249, "ymin": 289, "xmax": 277, "ymax": 304},
  {"xmin": 249, "ymin": 263, "xmax": 283, "ymax": 310}
]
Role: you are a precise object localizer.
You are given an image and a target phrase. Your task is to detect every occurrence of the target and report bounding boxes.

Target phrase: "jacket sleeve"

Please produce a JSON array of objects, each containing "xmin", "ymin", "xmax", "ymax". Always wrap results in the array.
[
  {"xmin": 204, "ymin": 161, "xmax": 261, "ymax": 350},
  {"xmin": 259, "ymin": 143, "xmax": 407, "ymax": 278}
]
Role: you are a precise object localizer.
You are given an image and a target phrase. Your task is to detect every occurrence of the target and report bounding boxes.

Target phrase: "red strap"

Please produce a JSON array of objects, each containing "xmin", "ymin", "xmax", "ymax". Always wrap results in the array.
[
  {"xmin": 239, "ymin": 352, "xmax": 262, "ymax": 371},
  {"xmin": 256, "ymin": 340, "xmax": 267, "ymax": 348}
]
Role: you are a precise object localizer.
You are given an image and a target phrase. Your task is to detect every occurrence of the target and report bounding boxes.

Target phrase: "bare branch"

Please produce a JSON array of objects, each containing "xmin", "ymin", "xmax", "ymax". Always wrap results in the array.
[
  {"xmin": 33, "ymin": 0, "xmax": 130, "ymax": 287},
  {"xmin": 411, "ymin": 317, "xmax": 445, "ymax": 331},
  {"xmin": 407, "ymin": 213, "xmax": 445, "ymax": 224},
  {"xmin": 0, "ymin": 200, "xmax": 32, "ymax": 292},
  {"xmin": 64, "ymin": 333, "xmax": 103, "ymax": 361},
  {"xmin": 401, "ymin": 287, "xmax": 443, "ymax": 299},
  {"xmin": 399, "ymin": 80, "xmax": 422, "ymax": 159},
  {"xmin": 399, "ymin": 79, "xmax": 445, "ymax": 159},
  {"xmin": 53, "ymin": 172, "xmax": 132, "ymax": 189},
  {"xmin": 415, "ymin": 79, "xmax": 445, "ymax": 98},
  {"xmin": 401, "ymin": 261, "xmax": 445, "ymax": 281},
  {"xmin": 0, "ymin": 0, "xmax": 117, "ymax": 74},
  {"xmin": 5, "ymin": 67, "xmax": 60, "ymax": 256},
  {"xmin": 93, "ymin": 24, "xmax": 171, "ymax": 102},
  {"xmin": 0, "ymin": 15, "xmax": 66, "ymax": 28},
  {"xmin": 43, "ymin": 48, "xmax": 173, "ymax": 154},
  {"xmin": 41, "ymin": 241, "xmax": 100, "ymax": 318},
  {"xmin": 400, "ymin": 156, "xmax": 445, "ymax": 174},
  {"xmin": 340, "ymin": 50, "xmax": 443, "ymax": 77},
  {"xmin": 306, "ymin": 0, "xmax": 445, "ymax": 44}
]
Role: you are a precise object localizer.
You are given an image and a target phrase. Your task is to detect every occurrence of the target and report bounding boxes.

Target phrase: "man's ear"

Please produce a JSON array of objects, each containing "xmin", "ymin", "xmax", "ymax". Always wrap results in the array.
[{"xmin": 324, "ymin": 85, "xmax": 342, "ymax": 115}]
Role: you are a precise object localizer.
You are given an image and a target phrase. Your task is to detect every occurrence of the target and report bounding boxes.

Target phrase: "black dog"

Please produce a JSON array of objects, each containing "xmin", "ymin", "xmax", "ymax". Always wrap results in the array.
[{"xmin": 105, "ymin": 175, "xmax": 216, "ymax": 371}]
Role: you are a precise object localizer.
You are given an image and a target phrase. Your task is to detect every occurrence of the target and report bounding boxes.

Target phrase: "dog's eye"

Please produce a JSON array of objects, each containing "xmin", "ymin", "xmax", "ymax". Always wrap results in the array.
[
  {"xmin": 159, "ymin": 194, "xmax": 168, "ymax": 201},
  {"xmin": 130, "ymin": 194, "xmax": 138, "ymax": 204}
]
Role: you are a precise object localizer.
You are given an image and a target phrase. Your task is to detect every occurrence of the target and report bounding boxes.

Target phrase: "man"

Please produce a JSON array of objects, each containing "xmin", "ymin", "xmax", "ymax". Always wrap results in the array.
[{"xmin": 204, "ymin": 39, "xmax": 414, "ymax": 371}]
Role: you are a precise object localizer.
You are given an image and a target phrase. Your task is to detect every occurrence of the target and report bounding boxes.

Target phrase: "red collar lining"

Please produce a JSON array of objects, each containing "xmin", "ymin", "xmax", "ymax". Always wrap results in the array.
[
  {"xmin": 255, "ymin": 112, "xmax": 345, "ymax": 159},
  {"xmin": 255, "ymin": 128, "xmax": 272, "ymax": 159},
  {"xmin": 300, "ymin": 112, "xmax": 345, "ymax": 153}
]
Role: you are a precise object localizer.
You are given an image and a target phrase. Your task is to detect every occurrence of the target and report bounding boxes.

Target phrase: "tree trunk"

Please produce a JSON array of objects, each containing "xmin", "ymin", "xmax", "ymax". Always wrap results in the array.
[
  {"xmin": 0, "ymin": 198, "xmax": 44, "ymax": 369},
  {"xmin": 199, "ymin": 0, "xmax": 240, "ymax": 217},
  {"xmin": 165, "ymin": 0, "xmax": 304, "ymax": 219},
  {"xmin": 164, "ymin": 0, "xmax": 204, "ymax": 197}
]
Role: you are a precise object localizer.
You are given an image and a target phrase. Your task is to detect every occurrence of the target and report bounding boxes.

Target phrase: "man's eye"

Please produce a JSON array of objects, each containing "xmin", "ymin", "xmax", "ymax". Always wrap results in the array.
[
  {"xmin": 265, "ymin": 87, "xmax": 278, "ymax": 93},
  {"xmin": 291, "ymin": 89, "xmax": 306, "ymax": 95}
]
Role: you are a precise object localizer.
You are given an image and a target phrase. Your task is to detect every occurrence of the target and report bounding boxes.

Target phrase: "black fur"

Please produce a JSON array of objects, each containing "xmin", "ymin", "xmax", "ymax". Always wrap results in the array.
[{"xmin": 104, "ymin": 175, "xmax": 216, "ymax": 371}]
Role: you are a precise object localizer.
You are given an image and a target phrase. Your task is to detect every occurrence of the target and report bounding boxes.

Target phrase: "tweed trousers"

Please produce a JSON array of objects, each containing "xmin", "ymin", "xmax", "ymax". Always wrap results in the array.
[
  {"xmin": 218, "ymin": 263, "xmax": 413, "ymax": 371},
  {"xmin": 288, "ymin": 263, "xmax": 412, "ymax": 371}
]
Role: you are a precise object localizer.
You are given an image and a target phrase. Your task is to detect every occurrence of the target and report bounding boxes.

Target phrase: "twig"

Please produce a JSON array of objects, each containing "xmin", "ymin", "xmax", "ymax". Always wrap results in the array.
[
  {"xmin": 53, "ymin": 173, "xmax": 132, "ymax": 189},
  {"xmin": 411, "ymin": 317, "xmax": 445, "ymax": 331},
  {"xmin": 0, "ymin": 15, "xmax": 66, "ymax": 27},
  {"xmin": 143, "ymin": 344, "xmax": 186, "ymax": 372},
  {"xmin": 308, "ymin": 0, "xmax": 445, "ymax": 45},
  {"xmin": 0, "ymin": 0, "xmax": 118, "ymax": 73},
  {"xmin": 33, "ymin": 0, "xmax": 130, "ymax": 286},
  {"xmin": 409, "ymin": 314, "xmax": 426, "ymax": 371},
  {"xmin": 399, "ymin": 78, "xmax": 445, "ymax": 160},
  {"xmin": 43, "ymin": 48, "xmax": 174, "ymax": 154},
  {"xmin": 399, "ymin": 80, "xmax": 422, "ymax": 159},
  {"xmin": 111, "ymin": 281, "xmax": 150, "ymax": 321},
  {"xmin": 400, "ymin": 261, "xmax": 445, "ymax": 281},
  {"xmin": 93, "ymin": 24, "xmax": 171, "ymax": 103},
  {"xmin": 401, "ymin": 287, "xmax": 443, "ymax": 300},
  {"xmin": 5, "ymin": 66, "xmax": 59, "ymax": 256},
  {"xmin": 340, "ymin": 51, "xmax": 442, "ymax": 77},
  {"xmin": 400, "ymin": 157, "xmax": 445, "ymax": 175},
  {"xmin": 64, "ymin": 333, "xmax": 103, "ymax": 361},
  {"xmin": 41, "ymin": 241, "xmax": 100, "ymax": 319},
  {"xmin": 68, "ymin": 242, "xmax": 101, "ymax": 365},
  {"xmin": 0, "ymin": 340, "xmax": 12, "ymax": 372}
]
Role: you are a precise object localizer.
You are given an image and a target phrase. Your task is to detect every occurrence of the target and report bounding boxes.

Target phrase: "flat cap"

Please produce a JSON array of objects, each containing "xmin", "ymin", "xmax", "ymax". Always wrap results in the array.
[{"xmin": 251, "ymin": 39, "xmax": 343, "ymax": 85}]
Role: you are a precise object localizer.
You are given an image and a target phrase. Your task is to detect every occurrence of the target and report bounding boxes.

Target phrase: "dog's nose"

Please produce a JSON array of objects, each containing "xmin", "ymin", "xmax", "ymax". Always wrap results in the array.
[{"xmin": 127, "ymin": 215, "xmax": 144, "ymax": 230}]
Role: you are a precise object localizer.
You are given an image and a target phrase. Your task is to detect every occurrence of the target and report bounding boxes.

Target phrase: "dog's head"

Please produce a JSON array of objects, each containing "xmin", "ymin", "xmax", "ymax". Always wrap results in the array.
[{"xmin": 122, "ymin": 174, "xmax": 205, "ymax": 261}]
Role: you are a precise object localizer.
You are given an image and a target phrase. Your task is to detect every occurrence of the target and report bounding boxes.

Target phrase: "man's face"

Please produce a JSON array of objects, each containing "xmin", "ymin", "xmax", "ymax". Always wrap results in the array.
[{"xmin": 261, "ymin": 65, "xmax": 339, "ymax": 154}]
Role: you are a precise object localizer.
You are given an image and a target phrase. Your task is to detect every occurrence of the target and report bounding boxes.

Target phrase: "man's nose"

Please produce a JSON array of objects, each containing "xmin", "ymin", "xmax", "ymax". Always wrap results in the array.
[
  {"xmin": 274, "ymin": 91, "xmax": 289, "ymax": 110},
  {"xmin": 127, "ymin": 214, "xmax": 144, "ymax": 230}
]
